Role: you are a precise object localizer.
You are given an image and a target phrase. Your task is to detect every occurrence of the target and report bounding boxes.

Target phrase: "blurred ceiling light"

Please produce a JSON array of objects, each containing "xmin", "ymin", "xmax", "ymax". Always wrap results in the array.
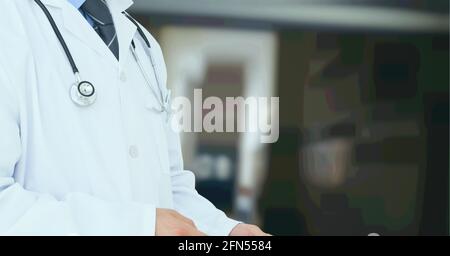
[{"xmin": 131, "ymin": 0, "xmax": 448, "ymax": 32}]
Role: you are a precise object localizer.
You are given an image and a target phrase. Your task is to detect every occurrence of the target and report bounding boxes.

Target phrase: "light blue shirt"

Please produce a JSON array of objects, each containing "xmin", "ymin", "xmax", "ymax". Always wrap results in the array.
[
  {"xmin": 68, "ymin": 0, "xmax": 94, "ymax": 27},
  {"xmin": 68, "ymin": 0, "xmax": 85, "ymax": 9}
]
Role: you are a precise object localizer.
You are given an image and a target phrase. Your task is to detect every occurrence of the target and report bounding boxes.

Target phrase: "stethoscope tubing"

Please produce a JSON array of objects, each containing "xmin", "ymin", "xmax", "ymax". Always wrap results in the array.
[
  {"xmin": 34, "ymin": 0, "xmax": 79, "ymax": 74},
  {"xmin": 131, "ymin": 42, "xmax": 165, "ymax": 112}
]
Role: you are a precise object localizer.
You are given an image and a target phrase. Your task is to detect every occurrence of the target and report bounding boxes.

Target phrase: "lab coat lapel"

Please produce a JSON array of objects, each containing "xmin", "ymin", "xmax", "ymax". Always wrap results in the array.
[
  {"xmin": 40, "ymin": 0, "xmax": 119, "ymax": 65},
  {"xmin": 108, "ymin": 0, "xmax": 137, "ymax": 66}
]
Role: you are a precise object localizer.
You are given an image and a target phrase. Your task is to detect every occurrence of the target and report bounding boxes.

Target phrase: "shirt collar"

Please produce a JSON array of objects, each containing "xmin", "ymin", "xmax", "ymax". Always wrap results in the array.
[{"xmin": 68, "ymin": 0, "xmax": 86, "ymax": 9}]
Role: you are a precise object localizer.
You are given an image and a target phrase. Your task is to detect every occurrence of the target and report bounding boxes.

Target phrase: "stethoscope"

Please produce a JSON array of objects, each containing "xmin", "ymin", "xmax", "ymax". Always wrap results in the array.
[{"xmin": 34, "ymin": 0, "xmax": 171, "ymax": 116}]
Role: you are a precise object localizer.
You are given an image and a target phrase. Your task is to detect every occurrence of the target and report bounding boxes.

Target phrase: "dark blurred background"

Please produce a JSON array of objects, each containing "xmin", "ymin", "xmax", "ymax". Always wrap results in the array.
[{"xmin": 130, "ymin": 0, "xmax": 449, "ymax": 236}]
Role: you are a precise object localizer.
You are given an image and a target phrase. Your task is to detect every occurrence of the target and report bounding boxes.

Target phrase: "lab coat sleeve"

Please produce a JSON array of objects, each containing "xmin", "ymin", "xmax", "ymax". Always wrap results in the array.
[
  {"xmin": 0, "ymin": 61, "xmax": 156, "ymax": 236},
  {"xmin": 165, "ymin": 128, "xmax": 241, "ymax": 236}
]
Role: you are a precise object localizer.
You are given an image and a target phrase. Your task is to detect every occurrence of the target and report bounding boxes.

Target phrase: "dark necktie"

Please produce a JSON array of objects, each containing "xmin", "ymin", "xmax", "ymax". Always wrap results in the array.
[{"xmin": 81, "ymin": 0, "xmax": 119, "ymax": 60}]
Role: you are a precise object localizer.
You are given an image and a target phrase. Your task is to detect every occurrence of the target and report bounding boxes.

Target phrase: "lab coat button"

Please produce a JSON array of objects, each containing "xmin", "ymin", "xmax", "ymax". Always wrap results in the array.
[
  {"xmin": 120, "ymin": 72, "xmax": 127, "ymax": 82},
  {"xmin": 129, "ymin": 145, "xmax": 139, "ymax": 158}
]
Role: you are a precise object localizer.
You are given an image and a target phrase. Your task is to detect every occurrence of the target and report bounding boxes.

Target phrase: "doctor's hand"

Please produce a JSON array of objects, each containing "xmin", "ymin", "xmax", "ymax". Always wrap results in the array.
[
  {"xmin": 156, "ymin": 208, "xmax": 206, "ymax": 236},
  {"xmin": 229, "ymin": 223, "xmax": 271, "ymax": 236}
]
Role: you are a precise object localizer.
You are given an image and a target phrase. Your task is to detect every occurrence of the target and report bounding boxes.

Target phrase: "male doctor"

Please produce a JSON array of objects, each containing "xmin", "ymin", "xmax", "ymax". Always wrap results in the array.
[{"xmin": 0, "ymin": 0, "xmax": 267, "ymax": 236}]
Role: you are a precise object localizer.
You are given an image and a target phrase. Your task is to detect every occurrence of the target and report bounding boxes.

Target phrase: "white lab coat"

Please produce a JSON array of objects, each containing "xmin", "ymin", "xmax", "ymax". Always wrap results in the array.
[{"xmin": 0, "ymin": 0, "xmax": 239, "ymax": 236}]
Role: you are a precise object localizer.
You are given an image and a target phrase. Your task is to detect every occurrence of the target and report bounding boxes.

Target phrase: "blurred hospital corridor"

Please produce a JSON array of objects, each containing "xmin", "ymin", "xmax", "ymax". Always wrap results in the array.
[{"xmin": 129, "ymin": 0, "xmax": 449, "ymax": 236}]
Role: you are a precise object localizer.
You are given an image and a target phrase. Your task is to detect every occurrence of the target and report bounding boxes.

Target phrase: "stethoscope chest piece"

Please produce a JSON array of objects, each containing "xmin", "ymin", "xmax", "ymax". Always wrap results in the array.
[{"xmin": 70, "ymin": 81, "xmax": 97, "ymax": 107}]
